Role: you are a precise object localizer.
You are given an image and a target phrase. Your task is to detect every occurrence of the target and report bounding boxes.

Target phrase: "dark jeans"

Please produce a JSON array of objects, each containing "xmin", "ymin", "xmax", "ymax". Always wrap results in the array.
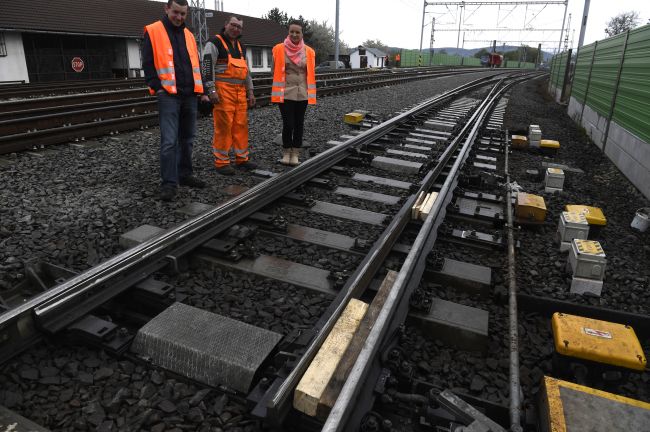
[
  {"xmin": 157, "ymin": 93, "xmax": 198, "ymax": 188},
  {"xmin": 278, "ymin": 100, "xmax": 308, "ymax": 148}
]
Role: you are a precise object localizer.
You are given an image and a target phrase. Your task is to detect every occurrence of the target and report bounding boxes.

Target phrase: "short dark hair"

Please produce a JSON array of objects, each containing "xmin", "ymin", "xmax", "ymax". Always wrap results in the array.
[
  {"xmin": 288, "ymin": 20, "xmax": 303, "ymax": 29},
  {"xmin": 167, "ymin": 0, "xmax": 188, "ymax": 6},
  {"xmin": 226, "ymin": 15, "xmax": 243, "ymax": 24}
]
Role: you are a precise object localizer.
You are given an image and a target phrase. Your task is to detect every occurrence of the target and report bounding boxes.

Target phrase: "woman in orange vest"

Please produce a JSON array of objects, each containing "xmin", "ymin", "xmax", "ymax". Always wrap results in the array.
[{"xmin": 271, "ymin": 20, "xmax": 316, "ymax": 166}]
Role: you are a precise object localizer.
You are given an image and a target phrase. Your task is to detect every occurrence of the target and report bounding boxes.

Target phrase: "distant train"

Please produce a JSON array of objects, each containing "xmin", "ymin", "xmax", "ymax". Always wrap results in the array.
[{"xmin": 480, "ymin": 53, "xmax": 504, "ymax": 68}]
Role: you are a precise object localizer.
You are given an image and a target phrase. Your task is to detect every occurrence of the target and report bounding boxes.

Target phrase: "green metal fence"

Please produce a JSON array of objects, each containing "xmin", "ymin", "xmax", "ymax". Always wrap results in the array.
[
  {"xmin": 399, "ymin": 49, "xmax": 537, "ymax": 68},
  {"xmin": 565, "ymin": 24, "xmax": 650, "ymax": 143},
  {"xmin": 612, "ymin": 26, "xmax": 650, "ymax": 143}
]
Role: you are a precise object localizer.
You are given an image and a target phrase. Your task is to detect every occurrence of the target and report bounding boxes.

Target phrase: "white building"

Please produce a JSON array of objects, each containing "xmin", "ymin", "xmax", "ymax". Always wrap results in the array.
[{"xmin": 350, "ymin": 47, "xmax": 388, "ymax": 69}]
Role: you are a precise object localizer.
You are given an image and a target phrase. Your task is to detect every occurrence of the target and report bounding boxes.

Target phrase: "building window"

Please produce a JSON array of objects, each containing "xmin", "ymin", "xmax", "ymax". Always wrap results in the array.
[
  {"xmin": 0, "ymin": 33, "xmax": 7, "ymax": 57},
  {"xmin": 252, "ymin": 48, "xmax": 262, "ymax": 68}
]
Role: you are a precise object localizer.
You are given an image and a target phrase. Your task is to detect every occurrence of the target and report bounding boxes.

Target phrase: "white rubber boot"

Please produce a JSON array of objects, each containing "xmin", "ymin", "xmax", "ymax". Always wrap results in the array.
[
  {"xmin": 289, "ymin": 148, "xmax": 300, "ymax": 166},
  {"xmin": 280, "ymin": 148, "xmax": 291, "ymax": 165}
]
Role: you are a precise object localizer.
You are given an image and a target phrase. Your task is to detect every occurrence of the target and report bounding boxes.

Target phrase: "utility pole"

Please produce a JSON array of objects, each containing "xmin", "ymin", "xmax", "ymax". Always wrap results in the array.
[
  {"xmin": 419, "ymin": 0, "xmax": 427, "ymax": 52},
  {"xmin": 334, "ymin": 0, "xmax": 340, "ymax": 63},
  {"xmin": 429, "ymin": 17, "xmax": 435, "ymax": 65},
  {"xmin": 456, "ymin": 2, "xmax": 464, "ymax": 50},
  {"xmin": 577, "ymin": 0, "xmax": 590, "ymax": 48},
  {"xmin": 190, "ymin": 0, "xmax": 208, "ymax": 55},
  {"xmin": 564, "ymin": 13, "xmax": 571, "ymax": 52},
  {"xmin": 557, "ymin": 0, "xmax": 568, "ymax": 54}
]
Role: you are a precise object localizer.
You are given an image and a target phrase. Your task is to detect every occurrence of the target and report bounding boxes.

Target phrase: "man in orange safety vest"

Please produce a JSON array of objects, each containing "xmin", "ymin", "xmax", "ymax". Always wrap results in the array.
[
  {"xmin": 203, "ymin": 16, "xmax": 256, "ymax": 175},
  {"xmin": 143, "ymin": 0, "xmax": 207, "ymax": 201}
]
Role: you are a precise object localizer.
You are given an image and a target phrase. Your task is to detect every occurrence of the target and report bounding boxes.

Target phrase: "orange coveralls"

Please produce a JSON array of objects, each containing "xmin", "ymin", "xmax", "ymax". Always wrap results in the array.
[{"xmin": 212, "ymin": 35, "xmax": 250, "ymax": 167}]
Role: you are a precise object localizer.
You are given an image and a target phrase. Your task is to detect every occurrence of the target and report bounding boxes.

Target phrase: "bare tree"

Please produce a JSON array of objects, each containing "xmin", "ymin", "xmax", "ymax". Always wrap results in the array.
[{"xmin": 604, "ymin": 11, "xmax": 640, "ymax": 37}]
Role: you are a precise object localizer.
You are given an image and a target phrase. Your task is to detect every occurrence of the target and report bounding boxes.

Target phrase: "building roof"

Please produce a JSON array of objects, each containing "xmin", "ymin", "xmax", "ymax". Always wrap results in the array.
[
  {"xmin": 351, "ymin": 47, "xmax": 388, "ymax": 57},
  {"xmin": 0, "ymin": 0, "xmax": 286, "ymax": 46}
]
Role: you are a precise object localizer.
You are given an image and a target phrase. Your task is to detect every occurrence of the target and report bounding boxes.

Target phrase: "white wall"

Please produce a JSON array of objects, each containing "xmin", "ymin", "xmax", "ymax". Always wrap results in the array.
[
  {"xmin": 0, "ymin": 32, "xmax": 29, "ymax": 83},
  {"xmin": 350, "ymin": 50, "xmax": 385, "ymax": 68},
  {"xmin": 568, "ymin": 95, "xmax": 650, "ymax": 200},
  {"xmin": 350, "ymin": 51, "xmax": 360, "ymax": 69},
  {"xmin": 245, "ymin": 46, "xmax": 271, "ymax": 73}
]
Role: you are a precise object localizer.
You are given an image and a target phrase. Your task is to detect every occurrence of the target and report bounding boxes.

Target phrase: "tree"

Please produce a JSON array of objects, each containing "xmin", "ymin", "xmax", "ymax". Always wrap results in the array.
[
  {"xmin": 361, "ymin": 39, "xmax": 389, "ymax": 53},
  {"xmin": 473, "ymin": 48, "xmax": 490, "ymax": 59},
  {"xmin": 263, "ymin": 9, "xmax": 312, "ymax": 43},
  {"xmin": 307, "ymin": 20, "xmax": 349, "ymax": 63},
  {"xmin": 263, "ymin": 7, "xmax": 288, "ymax": 26},
  {"xmin": 605, "ymin": 11, "xmax": 640, "ymax": 37}
]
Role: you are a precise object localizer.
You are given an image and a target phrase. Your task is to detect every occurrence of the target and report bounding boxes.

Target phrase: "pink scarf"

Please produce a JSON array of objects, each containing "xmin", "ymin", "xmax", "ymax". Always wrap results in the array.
[{"xmin": 284, "ymin": 36, "xmax": 305, "ymax": 67}]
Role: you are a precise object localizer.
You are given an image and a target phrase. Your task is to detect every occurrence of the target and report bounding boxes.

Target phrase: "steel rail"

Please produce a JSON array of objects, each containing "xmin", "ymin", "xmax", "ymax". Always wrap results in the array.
[
  {"xmin": 0, "ymin": 70, "xmax": 504, "ymax": 155},
  {"xmin": 504, "ymin": 129, "xmax": 523, "ymax": 432},
  {"xmin": 323, "ymin": 75, "xmax": 534, "ymax": 431},
  {"xmin": 0, "ymin": 67, "xmax": 488, "ymax": 113},
  {"xmin": 265, "ymin": 74, "xmax": 520, "ymax": 420},
  {"xmin": 0, "ymin": 76, "xmax": 500, "ymax": 338}
]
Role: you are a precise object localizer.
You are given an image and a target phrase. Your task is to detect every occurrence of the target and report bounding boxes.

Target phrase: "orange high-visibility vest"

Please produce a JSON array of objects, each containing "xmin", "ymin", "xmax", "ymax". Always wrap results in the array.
[
  {"xmin": 144, "ymin": 21, "xmax": 203, "ymax": 95},
  {"xmin": 271, "ymin": 44, "xmax": 316, "ymax": 104}
]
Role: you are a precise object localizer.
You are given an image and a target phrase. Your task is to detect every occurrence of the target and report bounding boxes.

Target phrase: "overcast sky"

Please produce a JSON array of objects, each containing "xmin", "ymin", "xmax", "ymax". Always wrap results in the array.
[{"xmin": 208, "ymin": 0, "xmax": 650, "ymax": 52}]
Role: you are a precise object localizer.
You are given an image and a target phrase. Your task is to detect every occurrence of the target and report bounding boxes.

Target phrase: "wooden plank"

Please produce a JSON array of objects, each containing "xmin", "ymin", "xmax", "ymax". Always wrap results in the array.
[
  {"xmin": 316, "ymin": 271, "xmax": 398, "ymax": 419},
  {"xmin": 294, "ymin": 298, "xmax": 369, "ymax": 417}
]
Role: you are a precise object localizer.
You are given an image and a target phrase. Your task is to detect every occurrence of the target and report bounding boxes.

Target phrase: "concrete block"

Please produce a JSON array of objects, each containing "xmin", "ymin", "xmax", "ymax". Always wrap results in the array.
[
  {"xmin": 119, "ymin": 224, "xmax": 164, "ymax": 249},
  {"xmin": 409, "ymin": 298, "xmax": 488, "ymax": 352},
  {"xmin": 570, "ymin": 277, "xmax": 603, "ymax": 296},
  {"xmin": 371, "ymin": 156, "xmax": 422, "ymax": 174},
  {"xmin": 386, "ymin": 149, "xmax": 429, "ymax": 159}
]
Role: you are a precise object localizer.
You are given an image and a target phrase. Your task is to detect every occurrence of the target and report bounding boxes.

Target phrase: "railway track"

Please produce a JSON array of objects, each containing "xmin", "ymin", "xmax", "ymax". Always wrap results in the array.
[
  {"xmin": 2, "ymin": 70, "xmax": 647, "ymax": 432},
  {"xmin": 0, "ymin": 67, "xmax": 448, "ymax": 100},
  {"xmin": 0, "ymin": 68, "xmax": 494, "ymax": 155},
  {"xmin": 0, "ymin": 72, "xmax": 529, "ymax": 430}
]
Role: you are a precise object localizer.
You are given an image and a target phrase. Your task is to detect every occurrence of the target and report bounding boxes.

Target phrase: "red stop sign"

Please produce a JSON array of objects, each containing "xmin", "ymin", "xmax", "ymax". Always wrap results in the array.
[{"xmin": 71, "ymin": 57, "xmax": 85, "ymax": 72}]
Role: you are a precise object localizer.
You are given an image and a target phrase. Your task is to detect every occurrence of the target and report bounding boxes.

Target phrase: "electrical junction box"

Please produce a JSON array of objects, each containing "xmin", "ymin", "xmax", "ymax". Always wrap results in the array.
[
  {"xmin": 565, "ymin": 205, "xmax": 607, "ymax": 226},
  {"xmin": 551, "ymin": 312, "xmax": 646, "ymax": 371},
  {"xmin": 540, "ymin": 139, "xmax": 560, "ymax": 149},
  {"xmin": 529, "ymin": 124, "xmax": 542, "ymax": 147},
  {"xmin": 511, "ymin": 135, "xmax": 528, "ymax": 149},
  {"xmin": 545, "ymin": 167, "xmax": 565, "ymax": 192},
  {"xmin": 567, "ymin": 239, "xmax": 606, "ymax": 295},
  {"xmin": 344, "ymin": 112, "xmax": 365, "ymax": 125},
  {"xmin": 515, "ymin": 192, "xmax": 546, "ymax": 223},
  {"xmin": 557, "ymin": 211, "xmax": 589, "ymax": 251}
]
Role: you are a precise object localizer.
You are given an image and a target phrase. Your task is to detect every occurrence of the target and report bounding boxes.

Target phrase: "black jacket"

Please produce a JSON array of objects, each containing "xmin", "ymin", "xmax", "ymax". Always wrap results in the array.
[{"xmin": 142, "ymin": 16, "xmax": 203, "ymax": 96}]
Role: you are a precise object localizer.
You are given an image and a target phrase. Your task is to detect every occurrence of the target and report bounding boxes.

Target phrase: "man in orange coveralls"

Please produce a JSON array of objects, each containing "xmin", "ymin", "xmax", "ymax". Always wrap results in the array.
[{"xmin": 202, "ymin": 16, "xmax": 256, "ymax": 175}]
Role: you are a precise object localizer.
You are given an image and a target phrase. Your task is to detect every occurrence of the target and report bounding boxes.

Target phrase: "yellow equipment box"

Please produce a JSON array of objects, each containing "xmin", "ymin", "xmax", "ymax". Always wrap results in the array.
[
  {"xmin": 539, "ymin": 376, "xmax": 650, "ymax": 432},
  {"xmin": 565, "ymin": 205, "xmax": 607, "ymax": 226},
  {"xmin": 515, "ymin": 192, "xmax": 546, "ymax": 222},
  {"xmin": 511, "ymin": 134, "xmax": 528, "ymax": 149},
  {"xmin": 540, "ymin": 139, "xmax": 560, "ymax": 148},
  {"xmin": 551, "ymin": 312, "xmax": 647, "ymax": 371},
  {"xmin": 344, "ymin": 112, "xmax": 365, "ymax": 125}
]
